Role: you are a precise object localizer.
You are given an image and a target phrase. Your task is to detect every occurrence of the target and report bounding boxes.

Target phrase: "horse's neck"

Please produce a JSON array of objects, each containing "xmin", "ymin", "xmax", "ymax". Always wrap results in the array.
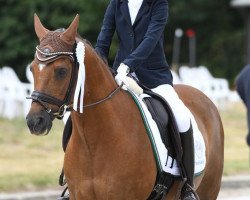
[
  {"xmin": 84, "ymin": 44, "xmax": 116, "ymax": 104},
  {"xmin": 70, "ymin": 45, "xmax": 146, "ymax": 150},
  {"xmin": 67, "ymin": 43, "xmax": 158, "ymax": 196},
  {"xmin": 71, "ymin": 44, "xmax": 125, "ymax": 144}
]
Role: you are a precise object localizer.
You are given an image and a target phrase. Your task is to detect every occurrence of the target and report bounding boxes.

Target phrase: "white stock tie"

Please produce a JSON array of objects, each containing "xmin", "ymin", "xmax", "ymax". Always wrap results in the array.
[{"xmin": 128, "ymin": 0, "xmax": 143, "ymax": 25}]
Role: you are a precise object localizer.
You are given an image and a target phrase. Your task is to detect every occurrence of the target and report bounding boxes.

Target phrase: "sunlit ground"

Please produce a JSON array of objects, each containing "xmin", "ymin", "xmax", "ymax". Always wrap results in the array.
[
  {"xmin": 0, "ymin": 101, "xmax": 249, "ymax": 192},
  {"xmin": 219, "ymin": 101, "xmax": 250, "ymax": 175},
  {"xmin": 0, "ymin": 118, "xmax": 64, "ymax": 192}
]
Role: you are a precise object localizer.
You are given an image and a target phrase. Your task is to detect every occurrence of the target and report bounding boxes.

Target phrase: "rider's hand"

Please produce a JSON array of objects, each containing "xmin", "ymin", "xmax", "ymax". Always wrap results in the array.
[
  {"xmin": 115, "ymin": 63, "xmax": 143, "ymax": 95},
  {"xmin": 115, "ymin": 63, "xmax": 130, "ymax": 86}
]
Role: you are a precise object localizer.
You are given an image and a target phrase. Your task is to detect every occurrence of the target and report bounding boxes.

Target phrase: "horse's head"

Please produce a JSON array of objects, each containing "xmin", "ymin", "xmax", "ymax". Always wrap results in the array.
[{"xmin": 26, "ymin": 14, "xmax": 79, "ymax": 135}]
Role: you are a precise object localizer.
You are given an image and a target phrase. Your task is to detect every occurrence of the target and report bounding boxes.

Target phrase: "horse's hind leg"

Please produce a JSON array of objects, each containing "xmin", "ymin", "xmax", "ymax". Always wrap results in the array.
[
  {"xmin": 196, "ymin": 134, "xmax": 224, "ymax": 199},
  {"xmin": 196, "ymin": 172, "xmax": 222, "ymax": 200}
]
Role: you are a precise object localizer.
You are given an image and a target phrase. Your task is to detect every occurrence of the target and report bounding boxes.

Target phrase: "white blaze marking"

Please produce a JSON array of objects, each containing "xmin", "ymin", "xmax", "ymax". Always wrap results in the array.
[{"xmin": 39, "ymin": 63, "xmax": 46, "ymax": 71}]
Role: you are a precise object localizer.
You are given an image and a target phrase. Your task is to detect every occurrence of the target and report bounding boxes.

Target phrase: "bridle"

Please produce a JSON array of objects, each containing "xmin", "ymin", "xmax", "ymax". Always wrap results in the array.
[
  {"xmin": 27, "ymin": 45, "xmax": 78, "ymax": 119},
  {"xmin": 27, "ymin": 43, "xmax": 122, "ymax": 120}
]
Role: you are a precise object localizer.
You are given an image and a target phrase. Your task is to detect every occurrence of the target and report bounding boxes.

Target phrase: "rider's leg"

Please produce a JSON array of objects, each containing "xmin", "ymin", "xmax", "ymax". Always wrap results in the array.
[
  {"xmin": 152, "ymin": 84, "xmax": 198, "ymax": 200},
  {"xmin": 180, "ymin": 125, "xmax": 197, "ymax": 200}
]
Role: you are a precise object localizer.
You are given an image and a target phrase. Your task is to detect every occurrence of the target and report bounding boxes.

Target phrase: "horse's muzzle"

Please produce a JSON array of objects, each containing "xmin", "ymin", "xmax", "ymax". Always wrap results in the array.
[{"xmin": 26, "ymin": 110, "xmax": 52, "ymax": 135}]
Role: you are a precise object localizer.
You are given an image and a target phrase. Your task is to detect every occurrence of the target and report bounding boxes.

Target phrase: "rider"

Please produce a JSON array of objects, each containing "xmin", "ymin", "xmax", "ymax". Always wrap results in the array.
[
  {"xmin": 236, "ymin": 64, "xmax": 250, "ymax": 147},
  {"xmin": 95, "ymin": 0, "xmax": 197, "ymax": 199}
]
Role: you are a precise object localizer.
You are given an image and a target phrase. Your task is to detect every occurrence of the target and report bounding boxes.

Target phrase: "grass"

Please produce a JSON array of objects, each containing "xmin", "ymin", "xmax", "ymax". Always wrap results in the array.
[
  {"xmin": 219, "ymin": 102, "xmax": 250, "ymax": 175},
  {"xmin": 0, "ymin": 118, "xmax": 64, "ymax": 192},
  {"xmin": 0, "ymin": 101, "xmax": 249, "ymax": 192}
]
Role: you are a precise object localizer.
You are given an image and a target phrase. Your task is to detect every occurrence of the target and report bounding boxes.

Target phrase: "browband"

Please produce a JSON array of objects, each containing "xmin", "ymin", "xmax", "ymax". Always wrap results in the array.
[{"xmin": 36, "ymin": 46, "xmax": 74, "ymax": 63}]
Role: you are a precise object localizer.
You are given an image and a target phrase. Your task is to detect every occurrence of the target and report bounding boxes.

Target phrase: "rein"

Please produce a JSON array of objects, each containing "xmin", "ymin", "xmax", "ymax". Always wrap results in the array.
[
  {"xmin": 27, "ymin": 85, "xmax": 121, "ymax": 120},
  {"xmin": 57, "ymin": 84, "xmax": 122, "ymax": 118},
  {"xmin": 77, "ymin": 84, "xmax": 122, "ymax": 109},
  {"xmin": 27, "ymin": 81, "xmax": 122, "ymax": 120}
]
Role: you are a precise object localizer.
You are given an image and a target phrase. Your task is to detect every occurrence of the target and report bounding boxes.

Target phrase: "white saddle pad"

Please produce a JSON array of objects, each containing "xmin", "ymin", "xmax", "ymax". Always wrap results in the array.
[{"xmin": 131, "ymin": 91, "xmax": 206, "ymax": 176}]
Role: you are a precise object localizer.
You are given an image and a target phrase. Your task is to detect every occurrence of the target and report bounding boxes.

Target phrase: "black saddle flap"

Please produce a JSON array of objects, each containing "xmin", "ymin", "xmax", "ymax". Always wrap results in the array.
[{"xmin": 143, "ymin": 97, "xmax": 175, "ymax": 158}]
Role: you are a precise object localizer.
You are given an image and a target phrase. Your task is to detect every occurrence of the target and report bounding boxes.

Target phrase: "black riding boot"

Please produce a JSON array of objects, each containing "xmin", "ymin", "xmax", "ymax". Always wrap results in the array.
[{"xmin": 180, "ymin": 126, "xmax": 199, "ymax": 200}]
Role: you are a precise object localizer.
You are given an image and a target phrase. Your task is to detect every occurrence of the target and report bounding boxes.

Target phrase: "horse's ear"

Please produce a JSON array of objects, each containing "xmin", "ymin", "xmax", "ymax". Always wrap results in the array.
[
  {"xmin": 61, "ymin": 14, "xmax": 79, "ymax": 45},
  {"xmin": 34, "ymin": 13, "xmax": 49, "ymax": 41}
]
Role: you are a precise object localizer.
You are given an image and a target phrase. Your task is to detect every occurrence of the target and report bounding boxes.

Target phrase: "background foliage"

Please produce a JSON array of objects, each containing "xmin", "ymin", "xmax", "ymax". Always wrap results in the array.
[{"xmin": 0, "ymin": 0, "xmax": 246, "ymax": 85}]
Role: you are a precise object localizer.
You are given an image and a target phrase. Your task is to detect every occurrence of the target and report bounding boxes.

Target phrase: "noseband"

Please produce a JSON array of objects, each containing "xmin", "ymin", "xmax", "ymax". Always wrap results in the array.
[{"xmin": 27, "ymin": 44, "xmax": 79, "ymax": 119}]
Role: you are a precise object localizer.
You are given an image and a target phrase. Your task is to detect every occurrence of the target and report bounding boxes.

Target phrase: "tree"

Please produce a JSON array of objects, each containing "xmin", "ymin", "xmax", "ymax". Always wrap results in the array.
[
  {"xmin": 167, "ymin": 0, "xmax": 244, "ymax": 85},
  {"xmin": 0, "ymin": 0, "xmax": 245, "ymax": 85},
  {"xmin": 0, "ymin": 0, "xmax": 109, "ymax": 81}
]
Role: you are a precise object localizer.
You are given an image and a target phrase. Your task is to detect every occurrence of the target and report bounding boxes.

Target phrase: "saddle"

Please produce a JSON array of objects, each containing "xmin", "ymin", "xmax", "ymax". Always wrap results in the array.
[{"xmin": 59, "ymin": 87, "xmax": 186, "ymax": 200}]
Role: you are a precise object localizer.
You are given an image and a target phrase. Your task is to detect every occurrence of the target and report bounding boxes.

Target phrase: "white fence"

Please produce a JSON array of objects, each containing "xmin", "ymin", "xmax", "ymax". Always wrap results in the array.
[
  {"xmin": 0, "ymin": 65, "xmax": 240, "ymax": 119},
  {"xmin": 0, "ymin": 66, "xmax": 32, "ymax": 119},
  {"xmin": 173, "ymin": 66, "xmax": 240, "ymax": 108}
]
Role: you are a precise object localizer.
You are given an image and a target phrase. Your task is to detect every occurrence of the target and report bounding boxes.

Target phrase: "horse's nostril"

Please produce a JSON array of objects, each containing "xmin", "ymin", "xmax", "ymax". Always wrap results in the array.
[
  {"xmin": 26, "ymin": 109, "xmax": 53, "ymax": 135},
  {"xmin": 26, "ymin": 114, "xmax": 48, "ymax": 134},
  {"xmin": 33, "ymin": 116, "xmax": 46, "ymax": 132},
  {"xmin": 35, "ymin": 116, "xmax": 44, "ymax": 126},
  {"xmin": 26, "ymin": 116, "xmax": 35, "ymax": 130}
]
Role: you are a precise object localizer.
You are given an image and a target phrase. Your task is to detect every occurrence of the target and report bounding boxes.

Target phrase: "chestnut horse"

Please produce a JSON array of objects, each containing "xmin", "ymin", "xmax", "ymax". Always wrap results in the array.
[{"xmin": 26, "ymin": 14, "xmax": 224, "ymax": 200}]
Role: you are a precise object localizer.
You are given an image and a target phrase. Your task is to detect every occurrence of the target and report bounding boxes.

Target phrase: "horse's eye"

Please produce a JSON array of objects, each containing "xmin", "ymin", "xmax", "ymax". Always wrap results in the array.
[{"xmin": 55, "ymin": 68, "xmax": 68, "ymax": 79}]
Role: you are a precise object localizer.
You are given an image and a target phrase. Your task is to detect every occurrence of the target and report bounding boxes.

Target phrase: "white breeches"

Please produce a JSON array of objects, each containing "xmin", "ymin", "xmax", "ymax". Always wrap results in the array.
[{"xmin": 152, "ymin": 84, "xmax": 192, "ymax": 133}]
